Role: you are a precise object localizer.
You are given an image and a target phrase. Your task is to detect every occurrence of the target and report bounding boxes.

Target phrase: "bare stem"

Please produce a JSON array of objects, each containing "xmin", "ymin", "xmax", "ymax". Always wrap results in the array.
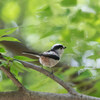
[
  {"xmin": 0, "ymin": 66, "xmax": 24, "ymax": 89},
  {"xmin": 20, "ymin": 61, "xmax": 78, "ymax": 95}
]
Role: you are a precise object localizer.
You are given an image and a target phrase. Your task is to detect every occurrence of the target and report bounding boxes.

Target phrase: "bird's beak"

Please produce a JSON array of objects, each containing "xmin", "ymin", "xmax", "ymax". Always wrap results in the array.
[{"xmin": 63, "ymin": 46, "xmax": 66, "ymax": 49}]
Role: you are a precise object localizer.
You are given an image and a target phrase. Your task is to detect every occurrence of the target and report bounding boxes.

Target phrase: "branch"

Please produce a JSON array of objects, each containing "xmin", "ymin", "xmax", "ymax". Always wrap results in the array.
[
  {"xmin": 0, "ymin": 65, "xmax": 24, "ymax": 90},
  {"xmin": 20, "ymin": 61, "xmax": 78, "ymax": 95},
  {"xmin": 0, "ymin": 53, "xmax": 77, "ymax": 95},
  {"xmin": 0, "ymin": 90, "xmax": 100, "ymax": 100},
  {"xmin": 0, "ymin": 54, "xmax": 100, "ymax": 100}
]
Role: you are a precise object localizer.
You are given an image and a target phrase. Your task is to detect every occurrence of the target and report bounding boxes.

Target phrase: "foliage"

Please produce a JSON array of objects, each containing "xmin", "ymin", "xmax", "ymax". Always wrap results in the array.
[
  {"xmin": 0, "ymin": 0, "xmax": 100, "ymax": 98},
  {"xmin": 0, "ymin": 27, "xmax": 19, "ymax": 42}
]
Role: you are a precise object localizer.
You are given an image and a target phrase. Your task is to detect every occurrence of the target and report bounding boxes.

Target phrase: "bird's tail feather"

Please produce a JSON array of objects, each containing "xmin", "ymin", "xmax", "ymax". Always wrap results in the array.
[{"xmin": 22, "ymin": 51, "xmax": 40, "ymax": 57}]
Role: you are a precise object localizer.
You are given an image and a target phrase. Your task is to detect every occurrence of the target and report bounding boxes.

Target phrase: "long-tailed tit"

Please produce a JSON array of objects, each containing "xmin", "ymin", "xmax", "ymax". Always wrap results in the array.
[{"xmin": 23, "ymin": 44, "xmax": 66, "ymax": 69}]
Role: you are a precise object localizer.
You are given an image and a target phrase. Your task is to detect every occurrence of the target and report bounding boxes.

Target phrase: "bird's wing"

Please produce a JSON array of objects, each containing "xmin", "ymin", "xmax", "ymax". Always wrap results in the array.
[{"xmin": 42, "ymin": 51, "xmax": 59, "ymax": 60}]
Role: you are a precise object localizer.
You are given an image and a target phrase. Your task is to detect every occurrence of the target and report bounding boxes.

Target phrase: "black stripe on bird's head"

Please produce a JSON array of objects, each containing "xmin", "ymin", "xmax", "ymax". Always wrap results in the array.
[{"xmin": 51, "ymin": 44, "xmax": 66, "ymax": 51}]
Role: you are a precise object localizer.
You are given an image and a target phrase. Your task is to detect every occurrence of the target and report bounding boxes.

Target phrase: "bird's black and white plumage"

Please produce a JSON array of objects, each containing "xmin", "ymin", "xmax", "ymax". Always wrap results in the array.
[{"xmin": 23, "ymin": 44, "xmax": 66, "ymax": 67}]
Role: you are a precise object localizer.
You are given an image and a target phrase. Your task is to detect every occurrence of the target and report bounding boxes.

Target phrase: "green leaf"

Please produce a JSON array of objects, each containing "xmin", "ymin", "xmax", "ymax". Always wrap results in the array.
[
  {"xmin": 61, "ymin": 0, "xmax": 77, "ymax": 7},
  {"xmin": 0, "ymin": 62, "xmax": 7, "ymax": 67},
  {"xmin": 0, "ymin": 48, "xmax": 6, "ymax": 53},
  {"xmin": 0, "ymin": 27, "xmax": 17, "ymax": 37},
  {"xmin": 88, "ymin": 55, "xmax": 100, "ymax": 60},
  {"xmin": 0, "ymin": 37, "xmax": 20, "ymax": 42},
  {"xmin": 63, "ymin": 66, "xmax": 84, "ymax": 76},
  {"xmin": 74, "ymin": 69, "xmax": 92, "ymax": 81},
  {"xmin": 12, "ymin": 60, "xmax": 28, "ymax": 72},
  {"xmin": 14, "ymin": 56, "xmax": 37, "ymax": 61},
  {"xmin": 3, "ymin": 56, "xmax": 13, "ymax": 61},
  {"xmin": 39, "ymin": 6, "xmax": 53, "ymax": 18},
  {"xmin": 40, "ymin": 26, "xmax": 63, "ymax": 39},
  {"xmin": 10, "ymin": 62, "xmax": 19, "ymax": 76}
]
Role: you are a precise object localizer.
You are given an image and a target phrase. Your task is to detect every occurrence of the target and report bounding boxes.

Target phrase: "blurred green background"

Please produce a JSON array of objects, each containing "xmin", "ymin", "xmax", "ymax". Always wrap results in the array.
[{"xmin": 0, "ymin": 0, "xmax": 100, "ymax": 97}]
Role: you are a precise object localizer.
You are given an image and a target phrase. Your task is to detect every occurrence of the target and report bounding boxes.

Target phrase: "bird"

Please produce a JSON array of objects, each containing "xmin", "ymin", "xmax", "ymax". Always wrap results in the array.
[{"xmin": 23, "ymin": 44, "xmax": 66, "ymax": 73}]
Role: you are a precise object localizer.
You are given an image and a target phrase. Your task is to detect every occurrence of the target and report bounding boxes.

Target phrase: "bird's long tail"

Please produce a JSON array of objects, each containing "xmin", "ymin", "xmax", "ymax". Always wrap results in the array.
[{"xmin": 22, "ymin": 51, "xmax": 41, "ymax": 57}]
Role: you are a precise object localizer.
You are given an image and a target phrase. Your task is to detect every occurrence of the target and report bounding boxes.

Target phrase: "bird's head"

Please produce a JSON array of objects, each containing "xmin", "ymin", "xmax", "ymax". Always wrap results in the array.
[{"xmin": 51, "ymin": 44, "xmax": 66, "ymax": 57}]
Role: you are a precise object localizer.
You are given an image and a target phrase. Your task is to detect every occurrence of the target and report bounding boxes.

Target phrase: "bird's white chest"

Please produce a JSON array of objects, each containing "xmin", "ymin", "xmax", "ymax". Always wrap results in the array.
[{"xmin": 39, "ymin": 56, "xmax": 59, "ymax": 67}]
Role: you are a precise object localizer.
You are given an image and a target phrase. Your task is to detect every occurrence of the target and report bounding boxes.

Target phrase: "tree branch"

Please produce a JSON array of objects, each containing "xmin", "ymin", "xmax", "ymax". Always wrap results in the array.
[
  {"xmin": 0, "ymin": 53, "xmax": 77, "ymax": 95},
  {"xmin": 20, "ymin": 60, "xmax": 78, "ymax": 95},
  {"xmin": 0, "ymin": 90, "xmax": 100, "ymax": 100},
  {"xmin": 0, "ymin": 54, "xmax": 100, "ymax": 100},
  {"xmin": 0, "ymin": 65, "xmax": 24, "ymax": 90}
]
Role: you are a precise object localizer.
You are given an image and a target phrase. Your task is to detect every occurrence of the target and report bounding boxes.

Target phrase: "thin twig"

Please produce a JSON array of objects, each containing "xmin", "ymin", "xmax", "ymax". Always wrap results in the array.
[
  {"xmin": 0, "ymin": 53, "xmax": 24, "ymax": 90},
  {"xmin": 0, "ymin": 66, "xmax": 24, "ymax": 89},
  {"xmin": 20, "ymin": 61, "xmax": 78, "ymax": 95}
]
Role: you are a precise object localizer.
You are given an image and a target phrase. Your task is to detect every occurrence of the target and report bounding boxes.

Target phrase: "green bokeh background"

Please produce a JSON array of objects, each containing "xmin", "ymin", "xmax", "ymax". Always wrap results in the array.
[{"xmin": 0, "ymin": 0, "xmax": 100, "ymax": 97}]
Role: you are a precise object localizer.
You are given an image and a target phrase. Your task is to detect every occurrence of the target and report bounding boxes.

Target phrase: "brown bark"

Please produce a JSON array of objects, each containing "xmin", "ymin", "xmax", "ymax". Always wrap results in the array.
[
  {"xmin": 0, "ymin": 66, "xmax": 23, "ymax": 88},
  {"xmin": 0, "ymin": 90, "xmax": 100, "ymax": 100}
]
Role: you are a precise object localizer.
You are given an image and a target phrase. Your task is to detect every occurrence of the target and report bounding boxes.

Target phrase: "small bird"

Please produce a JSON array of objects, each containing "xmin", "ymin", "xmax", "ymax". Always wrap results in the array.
[{"xmin": 23, "ymin": 44, "xmax": 66, "ymax": 72}]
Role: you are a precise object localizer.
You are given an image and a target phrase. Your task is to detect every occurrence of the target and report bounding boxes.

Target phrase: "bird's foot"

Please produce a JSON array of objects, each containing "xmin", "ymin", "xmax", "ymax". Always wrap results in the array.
[{"xmin": 50, "ymin": 68, "xmax": 54, "ymax": 75}]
